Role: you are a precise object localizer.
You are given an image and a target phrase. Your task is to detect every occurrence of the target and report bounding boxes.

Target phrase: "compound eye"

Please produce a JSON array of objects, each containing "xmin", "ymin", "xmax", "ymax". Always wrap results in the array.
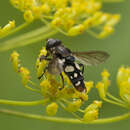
[
  {"xmin": 55, "ymin": 39, "xmax": 61, "ymax": 45},
  {"xmin": 46, "ymin": 39, "xmax": 61, "ymax": 50},
  {"xmin": 46, "ymin": 39, "xmax": 56, "ymax": 50}
]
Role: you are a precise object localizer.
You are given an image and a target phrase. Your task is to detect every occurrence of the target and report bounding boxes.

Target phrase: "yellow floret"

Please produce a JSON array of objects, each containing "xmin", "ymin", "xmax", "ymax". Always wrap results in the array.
[{"xmin": 46, "ymin": 102, "xmax": 58, "ymax": 116}]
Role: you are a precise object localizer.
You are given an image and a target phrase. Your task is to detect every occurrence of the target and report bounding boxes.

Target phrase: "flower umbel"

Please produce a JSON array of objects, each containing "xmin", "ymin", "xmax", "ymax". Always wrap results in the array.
[
  {"xmin": 117, "ymin": 66, "xmax": 130, "ymax": 104},
  {"xmin": 9, "ymin": 46, "xmax": 102, "ymax": 121},
  {"xmin": 9, "ymin": 0, "xmax": 120, "ymax": 37},
  {"xmin": 96, "ymin": 67, "xmax": 130, "ymax": 109},
  {"xmin": 0, "ymin": 45, "xmax": 130, "ymax": 124},
  {"xmin": 0, "ymin": 0, "xmax": 122, "ymax": 52}
]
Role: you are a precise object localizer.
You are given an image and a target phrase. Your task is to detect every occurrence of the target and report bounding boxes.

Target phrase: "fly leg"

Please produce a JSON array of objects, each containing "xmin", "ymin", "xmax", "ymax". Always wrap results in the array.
[
  {"xmin": 59, "ymin": 73, "xmax": 64, "ymax": 90},
  {"xmin": 38, "ymin": 66, "xmax": 48, "ymax": 79},
  {"xmin": 38, "ymin": 54, "xmax": 51, "ymax": 79},
  {"xmin": 79, "ymin": 63, "xmax": 84, "ymax": 74},
  {"xmin": 40, "ymin": 55, "xmax": 51, "ymax": 61}
]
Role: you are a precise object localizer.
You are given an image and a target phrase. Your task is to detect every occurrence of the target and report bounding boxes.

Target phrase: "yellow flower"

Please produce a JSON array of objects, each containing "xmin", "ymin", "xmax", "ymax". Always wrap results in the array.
[
  {"xmin": 66, "ymin": 99, "xmax": 82, "ymax": 112},
  {"xmin": 36, "ymin": 47, "xmax": 48, "ymax": 78},
  {"xmin": 96, "ymin": 82, "xmax": 106, "ymax": 99},
  {"xmin": 85, "ymin": 81, "xmax": 93, "ymax": 93},
  {"xmin": 10, "ymin": 51, "xmax": 20, "ymax": 72},
  {"xmin": 83, "ymin": 100, "xmax": 102, "ymax": 122},
  {"xmin": 0, "ymin": 20, "xmax": 15, "ymax": 36},
  {"xmin": 68, "ymin": 24, "xmax": 85, "ymax": 36},
  {"xmin": 9, "ymin": 0, "xmax": 120, "ymax": 38},
  {"xmin": 96, "ymin": 69, "xmax": 110, "ymax": 99},
  {"xmin": 24, "ymin": 10, "xmax": 34, "ymax": 22},
  {"xmin": 46, "ymin": 102, "xmax": 58, "ymax": 116},
  {"xmin": 19, "ymin": 67, "xmax": 30, "ymax": 86},
  {"xmin": 83, "ymin": 109, "xmax": 98, "ymax": 122},
  {"xmin": 84, "ymin": 100, "xmax": 102, "ymax": 113},
  {"xmin": 117, "ymin": 66, "xmax": 130, "ymax": 103}
]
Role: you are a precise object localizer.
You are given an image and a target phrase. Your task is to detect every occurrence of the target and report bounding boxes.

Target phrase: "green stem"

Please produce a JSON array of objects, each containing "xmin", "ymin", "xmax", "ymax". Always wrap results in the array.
[
  {"xmin": 41, "ymin": 18, "xmax": 68, "ymax": 36},
  {"xmin": 0, "ymin": 26, "xmax": 58, "ymax": 52},
  {"xmin": 28, "ymin": 80, "xmax": 41, "ymax": 89},
  {"xmin": 86, "ymin": 29, "xmax": 99, "ymax": 39},
  {"xmin": 0, "ymin": 99, "xmax": 47, "ymax": 106},
  {"xmin": 103, "ymin": 98, "xmax": 128, "ymax": 109},
  {"xmin": 0, "ymin": 22, "xmax": 30, "ymax": 39},
  {"xmin": 102, "ymin": 0, "xmax": 124, "ymax": 3},
  {"xmin": 106, "ymin": 92, "xmax": 125, "ymax": 104},
  {"xmin": 0, "ymin": 108, "xmax": 129, "ymax": 124},
  {"xmin": 24, "ymin": 85, "xmax": 41, "ymax": 93}
]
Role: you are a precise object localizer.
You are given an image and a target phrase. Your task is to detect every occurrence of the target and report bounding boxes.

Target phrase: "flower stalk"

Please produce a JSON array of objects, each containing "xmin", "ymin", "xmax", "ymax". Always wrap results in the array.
[
  {"xmin": 0, "ymin": 25, "xmax": 58, "ymax": 52},
  {"xmin": 0, "ymin": 99, "xmax": 47, "ymax": 106},
  {"xmin": 0, "ymin": 108, "xmax": 129, "ymax": 124}
]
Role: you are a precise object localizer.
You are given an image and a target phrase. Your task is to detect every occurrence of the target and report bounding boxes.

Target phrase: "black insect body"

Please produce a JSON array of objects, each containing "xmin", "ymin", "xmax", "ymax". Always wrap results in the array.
[
  {"xmin": 63, "ymin": 56, "xmax": 86, "ymax": 92},
  {"xmin": 39, "ymin": 38, "xmax": 109, "ymax": 93}
]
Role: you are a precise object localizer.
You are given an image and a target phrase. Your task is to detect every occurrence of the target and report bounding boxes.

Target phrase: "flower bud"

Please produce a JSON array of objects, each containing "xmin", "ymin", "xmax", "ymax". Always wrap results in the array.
[
  {"xmin": 36, "ymin": 47, "xmax": 48, "ymax": 78},
  {"xmin": 46, "ymin": 102, "xmax": 58, "ymax": 116},
  {"xmin": 24, "ymin": 10, "xmax": 34, "ymax": 22},
  {"xmin": 85, "ymin": 100, "xmax": 102, "ymax": 113},
  {"xmin": 51, "ymin": 17, "xmax": 62, "ymax": 27},
  {"xmin": 66, "ymin": 99, "xmax": 82, "ymax": 112},
  {"xmin": 96, "ymin": 82, "xmax": 106, "ymax": 99},
  {"xmin": 0, "ymin": 20, "xmax": 15, "ymax": 36},
  {"xmin": 68, "ymin": 24, "xmax": 85, "ymax": 36},
  {"xmin": 98, "ymin": 26, "xmax": 114, "ymax": 38},
  {"xmin": 19, "ymin": 67, "xmax": 30, "ymax": 86},
  {"xmin": 117, "ymin": 66, "xmax": 130, "ymax": 103},
  {"xmin": 83, "ymin": 110, "xmax": 98, "ymax": 122},
  {"xmin": 10, "ymin": 51, "xmax": 20, "ymax": 72},
  {"xmin": 85, "ymin": 81, "xmax": 93, "ymax": 93}
]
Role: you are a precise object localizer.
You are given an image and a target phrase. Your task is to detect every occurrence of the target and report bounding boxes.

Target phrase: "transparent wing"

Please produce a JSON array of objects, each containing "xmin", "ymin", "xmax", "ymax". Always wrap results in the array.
[{"xmin": 72, "ymin": 51, "xmax": 109, "ymax": 66}]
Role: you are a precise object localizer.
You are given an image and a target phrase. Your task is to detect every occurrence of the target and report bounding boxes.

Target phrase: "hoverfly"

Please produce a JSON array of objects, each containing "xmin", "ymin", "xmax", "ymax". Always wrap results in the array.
[{"xmin": 39, "ymin": 38, "xmax": 109, "ymax": 93}]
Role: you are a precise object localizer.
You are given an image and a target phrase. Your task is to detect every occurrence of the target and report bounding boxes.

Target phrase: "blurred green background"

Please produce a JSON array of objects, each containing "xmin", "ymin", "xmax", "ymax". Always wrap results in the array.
[{"xmin": 0, "ymin": 0, "xmax": 130, "ymax": 130}]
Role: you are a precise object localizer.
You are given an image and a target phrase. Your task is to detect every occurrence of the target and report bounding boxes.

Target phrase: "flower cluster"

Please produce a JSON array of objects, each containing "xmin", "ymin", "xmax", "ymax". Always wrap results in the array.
[
  {"xmin": 9, "ymin": 0, "xmax": 120, "ymax": 38},
  {"xmin": 10, "ymin": 51, "xmax": 30, "ymax": 86},
  {"xmin": 96, "ymin": 69, "xmax": 110, "ymax": 99},
  {"xmin": 10, "ymin": 46, "xmax": 104, "ymax": 122},
  {"xmin": 96, "ymin": 67, "xmax": 130, "ymax": 109},
  {"xmin": 117, "ymin": 66, "xmax": 130, "ymax": 104},
  {"xmin": 0, "ymin": 20, "xmax": 15, "ymax": 37}
]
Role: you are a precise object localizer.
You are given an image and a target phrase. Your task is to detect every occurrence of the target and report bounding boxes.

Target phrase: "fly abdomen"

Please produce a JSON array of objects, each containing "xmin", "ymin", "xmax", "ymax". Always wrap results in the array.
[{"xmin": 63, "ymin": 57, "xmax": 86, "ymax": 92}]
